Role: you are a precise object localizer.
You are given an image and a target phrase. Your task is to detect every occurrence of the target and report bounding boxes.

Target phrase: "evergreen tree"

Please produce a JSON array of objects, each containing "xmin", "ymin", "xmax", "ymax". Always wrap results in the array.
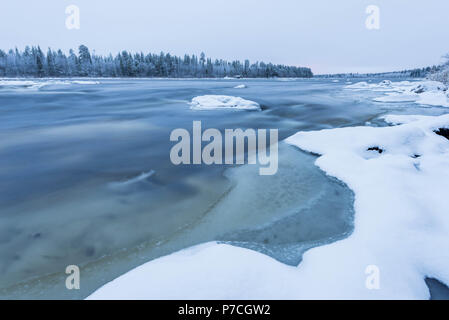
[{"xmin": 78, "ymin": 45, "xmax": 92, "ymax": 76}]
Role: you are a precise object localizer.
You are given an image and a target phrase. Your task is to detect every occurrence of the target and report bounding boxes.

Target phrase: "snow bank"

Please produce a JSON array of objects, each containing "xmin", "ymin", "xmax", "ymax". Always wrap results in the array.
[
  {"xmin": 374, "ymin": 88, "xmax": 449, "ymax": 108},
  {"xmin": 349, "ymin": 80, "xmax": 449, "ymax": 107},
  {"xmin": 418, "ymin": 91, "xmax": 449, "ymax": 107},
  {"xmin": 88, "ymin": 114, "xmax": 449, "ymax": 299},
  {"xmin": 190, "ymin": 95, "xmax": 260, "ymax": 111}
]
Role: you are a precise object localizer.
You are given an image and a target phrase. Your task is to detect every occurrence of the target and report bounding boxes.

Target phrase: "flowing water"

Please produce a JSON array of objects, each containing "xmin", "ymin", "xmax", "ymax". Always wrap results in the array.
[{"xmin": 0, "ymin": 78, "xmax": 446, "ymax": 299}]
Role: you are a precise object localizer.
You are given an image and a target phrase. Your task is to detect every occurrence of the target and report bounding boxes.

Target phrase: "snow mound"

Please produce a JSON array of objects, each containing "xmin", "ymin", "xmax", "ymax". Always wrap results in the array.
[
  {"xmin": 190, "ymin": 95, "xmax": 260, "ymax": 111},
  {"xmin": 234, "ymin": 84, "xmax": 247, "ymax": 89},
  {"xmin": 410, "ymin": 81, "xmax": 447, "ymax": 94},
  {"xmin": 88, "ymin": 114, "xmax": 449, "ymax": 299}
]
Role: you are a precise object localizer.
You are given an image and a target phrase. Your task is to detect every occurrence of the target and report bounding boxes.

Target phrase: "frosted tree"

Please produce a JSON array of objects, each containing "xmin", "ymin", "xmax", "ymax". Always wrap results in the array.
[{"xmin": 78, "ymin": 45, "xmax": 92, "ymax": 76}]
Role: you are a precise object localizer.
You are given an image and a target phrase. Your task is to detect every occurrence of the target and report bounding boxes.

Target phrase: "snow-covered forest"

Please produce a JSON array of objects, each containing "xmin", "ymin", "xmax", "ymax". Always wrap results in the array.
[
  {"xmin": 0, "ymin": 45, "xmax": 313, "ymax": 78},
  {"xmin": 316, "ymin": 67, "xmax": 435, "ymax": 79}
]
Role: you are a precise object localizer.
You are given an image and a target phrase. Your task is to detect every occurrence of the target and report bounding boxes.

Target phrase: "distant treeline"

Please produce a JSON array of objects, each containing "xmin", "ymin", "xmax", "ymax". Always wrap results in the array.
[
  {"xmin": 316, "ymin": 66, "xmax": 440, "ymax": 79},
  {"xmin": 0, "ymin": 45, "xmax": 313, "ymax": 78}
]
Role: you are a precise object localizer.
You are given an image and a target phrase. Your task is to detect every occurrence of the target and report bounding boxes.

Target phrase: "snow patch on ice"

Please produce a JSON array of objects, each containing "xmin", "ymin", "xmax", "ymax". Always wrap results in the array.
[
  {"xmin": 189, "ymin": 95, "xmax": 261, "ymax": 111},
  {"xmin": 234, "ymin": 84, "xmax": 247, "ymax": 89}
]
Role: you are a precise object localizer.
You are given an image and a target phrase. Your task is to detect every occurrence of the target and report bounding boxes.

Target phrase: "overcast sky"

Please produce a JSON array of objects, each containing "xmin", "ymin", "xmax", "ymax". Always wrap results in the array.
[{"xmin": 1, "ymin": 0, "xmax": 449, "ymax": 74}]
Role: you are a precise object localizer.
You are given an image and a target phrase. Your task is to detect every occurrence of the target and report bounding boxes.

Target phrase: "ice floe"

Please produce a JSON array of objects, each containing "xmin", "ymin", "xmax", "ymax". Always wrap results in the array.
[
  {"xmin": 189, "ymin": 95, "xmax": 261, "ymax": 111},
  {"xmin": 88, "ymin": 113, "xmax": 449, "ymax": 299},
  {"xmin": 0, "ymin": 79, "xmax": 100, "ymax": 90}
]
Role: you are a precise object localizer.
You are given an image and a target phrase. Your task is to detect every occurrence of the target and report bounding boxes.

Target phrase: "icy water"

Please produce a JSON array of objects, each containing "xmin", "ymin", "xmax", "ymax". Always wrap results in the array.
[{"xmin": 0, "ymin": 78, "xmax": 447, "ymax": 299}]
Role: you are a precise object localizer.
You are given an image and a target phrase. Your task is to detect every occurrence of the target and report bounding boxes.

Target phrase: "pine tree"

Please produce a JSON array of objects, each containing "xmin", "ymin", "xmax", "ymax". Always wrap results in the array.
[{"xmin": 78, "ymin": 45, "xmax": 92, "ymax": 76}]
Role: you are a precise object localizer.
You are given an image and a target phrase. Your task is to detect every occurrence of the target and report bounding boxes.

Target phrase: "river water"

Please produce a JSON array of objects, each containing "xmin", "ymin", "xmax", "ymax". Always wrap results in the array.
[{"xmin": 0, "ymin": 78, "xmax": 444, "ymax": 299}]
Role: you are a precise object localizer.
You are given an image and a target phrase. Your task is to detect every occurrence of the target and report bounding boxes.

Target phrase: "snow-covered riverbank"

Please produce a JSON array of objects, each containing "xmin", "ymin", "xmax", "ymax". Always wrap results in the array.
[{"xmin": 88, "ymin": 79, "xmax": 449, "ymax": 299}]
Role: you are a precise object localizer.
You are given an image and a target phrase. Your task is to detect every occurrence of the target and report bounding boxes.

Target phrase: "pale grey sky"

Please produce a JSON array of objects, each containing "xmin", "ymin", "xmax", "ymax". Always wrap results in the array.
[{"xmin": 1, "ymin": 0, "xmax": 448, "ymax": 74}]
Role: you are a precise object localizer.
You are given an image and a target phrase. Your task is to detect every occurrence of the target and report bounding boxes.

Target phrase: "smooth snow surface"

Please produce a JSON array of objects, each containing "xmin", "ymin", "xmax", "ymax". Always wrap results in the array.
[{"xmin": 88, "ymin": 113, "xmax": 449, "ymax": 300}]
